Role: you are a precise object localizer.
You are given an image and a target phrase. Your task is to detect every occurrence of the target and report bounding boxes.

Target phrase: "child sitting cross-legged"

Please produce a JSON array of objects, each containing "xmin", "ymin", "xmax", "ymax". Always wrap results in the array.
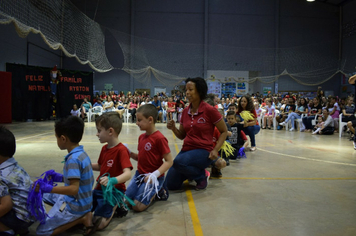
[
  {"xmin": 92, "ymin": 112, "xmax": 133, "ymax": 230},
  {"xmin": 225, "ymin": 111, "xmax": 250, "ymax": 159},
  {"xmin": 126, "ymin": 104, "xmax": 173, "ymax": 212},
  {"xmin": 312, "ymin": 116, "xmax": 324, "ymax": 135}
]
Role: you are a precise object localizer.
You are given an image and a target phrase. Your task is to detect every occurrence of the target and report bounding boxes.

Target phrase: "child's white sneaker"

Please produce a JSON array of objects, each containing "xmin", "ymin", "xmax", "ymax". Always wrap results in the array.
[
  {"xmin": 279, "ymin": 122, "xmax": 285, "ymax": 126},
  {"xmin": 289, "ymin": 127, "xmax": 295, "ymax": 131}
]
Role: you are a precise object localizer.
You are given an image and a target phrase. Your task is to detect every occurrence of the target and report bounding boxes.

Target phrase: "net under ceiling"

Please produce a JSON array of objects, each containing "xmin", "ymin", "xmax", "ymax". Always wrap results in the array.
[
  {"xmin": 0, "ymin": 0, "xmax": 352, "ymax": 86},
  {"xmin": 0, "ymin": 0, "xmax": 113, "ymax": 72}
]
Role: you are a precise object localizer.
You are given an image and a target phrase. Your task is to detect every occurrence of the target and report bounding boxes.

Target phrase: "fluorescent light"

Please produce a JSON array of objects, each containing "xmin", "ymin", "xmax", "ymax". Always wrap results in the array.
[{"xmin": 307, "ymin": 0, "xmax": 315, "ymax": 2}]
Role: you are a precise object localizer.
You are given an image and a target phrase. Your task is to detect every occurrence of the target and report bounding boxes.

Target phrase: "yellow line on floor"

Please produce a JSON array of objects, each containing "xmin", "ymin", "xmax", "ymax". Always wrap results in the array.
[
  {"xmin": 258, "ymin": 147, "xmax": 356, "ymax": 167},
  {"xmin": 212, "ymin": 177, "xmax": 356, "ymax": 180},
  {"xmin": 186, "ymin": 190, "xmax": 204, "ymax": 236},
  {"xmin": 172, "ymin": 132, "xmax": 204, "ymax": 236}
]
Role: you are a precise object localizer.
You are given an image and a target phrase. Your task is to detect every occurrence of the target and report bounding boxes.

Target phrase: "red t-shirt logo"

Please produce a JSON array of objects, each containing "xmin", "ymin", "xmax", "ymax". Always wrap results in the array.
[
  {"xmin": 107, "ymin": 160, "xmax": 113, "ymax": 167},
  {"xmin": 144, "ymin": 142, "xmax": 152, "ymax": 151}
]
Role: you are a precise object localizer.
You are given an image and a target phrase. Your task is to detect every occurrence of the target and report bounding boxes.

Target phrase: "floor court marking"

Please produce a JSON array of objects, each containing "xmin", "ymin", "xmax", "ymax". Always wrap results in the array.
[
  {"xmin": 173, "ymin": 133, "xmax": 204, "ymax": 236},
  {"xmin": 258, "ymin": 147, "xmax": 356, "ymax": 167},
  {"xmin": 16, "ymin": 131, "xmax": 53, "ymax": 141}
]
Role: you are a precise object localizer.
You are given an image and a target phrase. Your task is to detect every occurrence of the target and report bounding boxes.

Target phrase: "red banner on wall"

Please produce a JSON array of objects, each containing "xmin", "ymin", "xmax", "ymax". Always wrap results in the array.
[{"xmin": 0, "ymin": 71, "xmax": 12, "ymax": 123}]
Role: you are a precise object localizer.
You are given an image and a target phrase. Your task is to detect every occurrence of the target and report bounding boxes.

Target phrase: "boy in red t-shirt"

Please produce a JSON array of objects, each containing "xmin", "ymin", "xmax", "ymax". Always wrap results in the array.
[
  {"xmin": 92, "ymin": 112, "xmax": 133, "ymax": 230},
  {"xmin": 126, "ymin": 104, "xmax": 173, "ymax": 212}
]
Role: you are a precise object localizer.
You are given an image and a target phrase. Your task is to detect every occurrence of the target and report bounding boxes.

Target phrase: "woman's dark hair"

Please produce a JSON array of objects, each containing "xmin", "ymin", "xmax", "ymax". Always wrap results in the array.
[
  {"xmin": 313, "ymin": 96, "xmax": 320, "ymax": 104},
  {"xmin": 238, "ymin": 95, "xmax": 254, "ymax": 112},
  {"xmin": 317, "ymin": 87, "xmax": 324, "ymax": 98},
  {"xmin": 322, "ymin": 108, "xmax": 329, "ymax": 115},
  {"xmin": 298, "ymin": 98, "xmax": 307, "ymax": 109},
  {"xmin": 0, "ymin": 126, "xmax": 16, "ymax": 157},
  {"xmin": 185, "ymin": 77, "xmax": 208, "ymax": 100}
]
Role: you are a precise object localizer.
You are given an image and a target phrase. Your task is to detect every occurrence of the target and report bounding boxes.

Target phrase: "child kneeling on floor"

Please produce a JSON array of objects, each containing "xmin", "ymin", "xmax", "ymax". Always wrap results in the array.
[
  {"xmin": 0, "ymin": 126, "xmax": 35, "ymax": 236},
  {"xmin": 226, "ymin": 111, "xmax": 249, "ymax": 159},
  {"xmin": 36, "ymin": 116, "xmax": 96, "ymax": 236},
  {"xmin": 204, "ymin": 97, "xmax": 227, "ymax": 178},
  {"xmin": 92, "ymin": 112, "xmax": 133, "ymax": 230},
  {"xmin": 126, "ymin": 104, "xmax": 173, "ymax": 212}
]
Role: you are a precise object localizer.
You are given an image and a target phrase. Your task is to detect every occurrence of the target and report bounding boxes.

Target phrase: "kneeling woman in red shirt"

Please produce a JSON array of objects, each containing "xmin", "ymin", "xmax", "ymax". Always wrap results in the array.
[{"xmin": 165, "ymin": 77, "xmax": 227, "ymax": 191}]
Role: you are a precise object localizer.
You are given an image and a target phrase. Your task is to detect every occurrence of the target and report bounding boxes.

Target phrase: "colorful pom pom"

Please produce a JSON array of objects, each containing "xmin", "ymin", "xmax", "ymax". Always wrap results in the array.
[
  {"xmin": 240, "ymin": 110, "xmax": 255, "ymax": 122},
  {"xmin": 100, "ymin": 173, "xmax": 135, "ymax": 208},
  {"xmin": 27, "ymin": 170, "xmax": 58, "ymax": 224},
  {"xmin": 219, "ymin": 141, "xmax": 236, "ymax": 158}
]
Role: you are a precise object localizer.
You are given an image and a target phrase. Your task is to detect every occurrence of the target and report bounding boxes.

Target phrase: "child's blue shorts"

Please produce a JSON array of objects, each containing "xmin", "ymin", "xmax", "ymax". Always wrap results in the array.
[
  {"xmin": 125, "ymin": 170, "xmax": 164, "ymax": 206},
  {"xmin": 92, "ymin": 189, "xmax": 124, "ymax": 218},
  {"xmin": 36, "ymin": 193, "xmax": 87, "ymax": 236}
]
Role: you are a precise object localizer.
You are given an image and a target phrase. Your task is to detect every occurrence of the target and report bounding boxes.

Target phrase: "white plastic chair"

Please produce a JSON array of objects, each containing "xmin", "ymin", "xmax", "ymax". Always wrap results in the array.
[
  {"xmin": 295, "ymin": 114, "xmax": 306, "ymax": 131},
  {"xmin": 273, "ymin": 110, "xmax": 280, "ymax": 130},
  {"xmin": 89, "ymin": 106, "xmax": 103, "ymax": 122},
  {"xmin": 284, "ymin": 119, "xmax": 292, "ymax": 131},
  {"xmin": 258, "ymin": 108, "xmax": 266, "ymax": 129},
  {"xmin": 285, "ymin": 113, "xmax": 305, "ymax": 131},
  {"xmin": 339, "ymin": 113, "xmax": 348, "ymax": 138},
  {"xmin": 123, "ymin": 109, "xmax": 131, "ymax": 123},
  {"xmin": 257, "ymin": 115, "xmax": 262, "ymax": 130},
  {"xmin": 311, "ymin": 114, "xmax": 319, "ymax": 126}
]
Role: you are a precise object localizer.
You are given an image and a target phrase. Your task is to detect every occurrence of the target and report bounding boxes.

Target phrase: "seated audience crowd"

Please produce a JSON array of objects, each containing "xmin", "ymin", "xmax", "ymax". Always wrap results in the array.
[{"xmin": 72, "ymin": 87, "xmax": 356, "ymax": 150}]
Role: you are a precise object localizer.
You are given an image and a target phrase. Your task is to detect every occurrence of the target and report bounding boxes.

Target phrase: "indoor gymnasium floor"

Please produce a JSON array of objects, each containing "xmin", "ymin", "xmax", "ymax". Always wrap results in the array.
[{"xmin": 4, "ymin": 120, "xmax": 356, "ymax": 236}]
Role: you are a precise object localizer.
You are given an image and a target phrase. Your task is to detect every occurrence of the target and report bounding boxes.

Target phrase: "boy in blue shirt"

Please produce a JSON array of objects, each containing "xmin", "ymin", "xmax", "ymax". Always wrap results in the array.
[
  {"xmin": 0, "ymin": 126, "xmax": 34, "ymax": 236},
  {"xmin": 36, "ymin": 116, "xmax": 97, "ymax": 236}
]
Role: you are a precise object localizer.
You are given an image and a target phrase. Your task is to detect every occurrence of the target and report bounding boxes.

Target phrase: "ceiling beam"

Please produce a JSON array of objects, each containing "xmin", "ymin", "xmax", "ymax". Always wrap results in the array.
[
  {"xmin": 339, "ymin": 0, "xmax": 354, "ymax": 6},
  {"xmin": 314, "ymin": 0, "xmax": 338, "ymax": 7}
]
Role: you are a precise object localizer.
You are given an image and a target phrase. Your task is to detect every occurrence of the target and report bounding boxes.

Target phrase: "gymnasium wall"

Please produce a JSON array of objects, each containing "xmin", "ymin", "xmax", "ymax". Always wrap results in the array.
[{"xmin": 0, "ymin": 0, "xmax": 354, "ymax": 97}]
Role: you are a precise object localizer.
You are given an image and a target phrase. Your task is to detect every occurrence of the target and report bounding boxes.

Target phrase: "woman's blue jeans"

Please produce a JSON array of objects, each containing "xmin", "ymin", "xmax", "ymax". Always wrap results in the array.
[
  {"xmin": 302, "ymin": 116, "xmax": 315, "ymax": 130},
  {"xmin": 242, "ymin": 125, "xmax": 260, "ymax": 147},
  {"xmin": 165, "ymin": 149, "xmax": 212, "ymax": 190},
  {"xmin": 285, "ymin": 112, "xmax": 301, "ymax": 129}
]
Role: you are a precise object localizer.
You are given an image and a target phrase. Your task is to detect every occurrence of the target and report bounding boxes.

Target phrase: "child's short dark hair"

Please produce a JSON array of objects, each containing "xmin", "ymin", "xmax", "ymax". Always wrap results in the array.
[
  {"xmin": 137, "ymin": 104, "xmax": 158, "ymax": 123},
  {"xmin": 228, "ymin": 103, "xmax": 238, "ymax": 109},
  {"xmin": 0, "ymin": 126, "xmax": 16, "ymax": 157},
  {"xmin": 95, "ymin": 112, "xmax": 122, "ymax": 135},
  {"xmin": 226, "ymin": 111, "xmax": 237, "ymax": 118},
  {"xmin": 55, "ymin": 116, "xmax": 84, "ymax": 143}
]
